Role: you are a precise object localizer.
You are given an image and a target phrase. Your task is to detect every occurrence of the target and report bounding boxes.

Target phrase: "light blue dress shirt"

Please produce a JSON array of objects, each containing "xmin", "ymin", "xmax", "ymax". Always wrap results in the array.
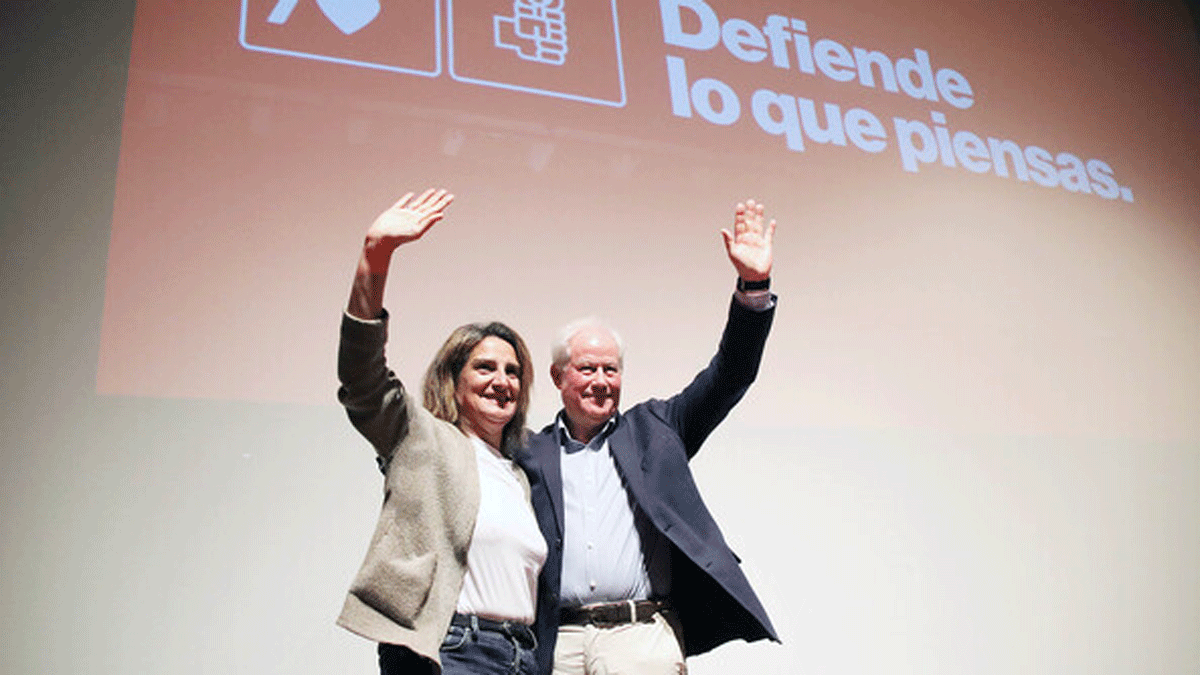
[{"xmin": 556, "ymin": 414, "xmax": 671, "ymax": 608}]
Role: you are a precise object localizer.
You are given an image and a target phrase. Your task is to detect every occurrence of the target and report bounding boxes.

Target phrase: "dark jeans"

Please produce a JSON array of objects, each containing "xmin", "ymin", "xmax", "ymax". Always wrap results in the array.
[
  {"xmin": 378, "ymin": 642, "xmax": 435, "ymax": 675},
  {"xmin": 378, "ymin": 614, "xmax": 538, "ymax": 675}
]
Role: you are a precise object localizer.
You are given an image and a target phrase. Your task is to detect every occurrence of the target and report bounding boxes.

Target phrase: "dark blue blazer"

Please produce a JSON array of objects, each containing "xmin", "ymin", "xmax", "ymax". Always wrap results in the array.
[{"xmin": 516, "ymin": 296, "xmax": 780, "ymax": 674}]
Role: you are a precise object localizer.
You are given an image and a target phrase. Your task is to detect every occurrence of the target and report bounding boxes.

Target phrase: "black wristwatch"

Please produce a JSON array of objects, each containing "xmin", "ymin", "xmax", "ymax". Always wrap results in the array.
[{"xmin": 736, "ymin": 277, "xmax": 770, "ymax": 292}]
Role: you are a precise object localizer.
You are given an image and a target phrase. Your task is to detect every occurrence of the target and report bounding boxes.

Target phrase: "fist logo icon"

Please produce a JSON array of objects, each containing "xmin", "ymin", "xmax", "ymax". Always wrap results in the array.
[
  {"xmin": 448, "ymin": 0, "xmax": 626, "ymax": 107},
  {"xmin": 494, "ymin": 0, "xmax": 568, "ymax": 66}
]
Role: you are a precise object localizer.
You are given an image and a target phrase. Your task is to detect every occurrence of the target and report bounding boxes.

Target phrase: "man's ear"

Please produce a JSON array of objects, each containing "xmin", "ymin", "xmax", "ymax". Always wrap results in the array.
[{"xmin": 550, "ymin": 363, "xmax": 563, "ymax": 388}]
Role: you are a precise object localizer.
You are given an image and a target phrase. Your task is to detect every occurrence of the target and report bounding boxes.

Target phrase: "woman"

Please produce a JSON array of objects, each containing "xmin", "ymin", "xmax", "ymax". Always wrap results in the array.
[{"xmin": 335, "ymin": 188, "xmax": 547, "ymax": 675}]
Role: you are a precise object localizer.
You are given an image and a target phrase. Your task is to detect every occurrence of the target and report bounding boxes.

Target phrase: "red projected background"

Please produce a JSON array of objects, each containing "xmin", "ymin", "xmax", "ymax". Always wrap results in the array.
[{"xmin": 99, "ymin": 0, "xmax": 1200, "ymax": 438}]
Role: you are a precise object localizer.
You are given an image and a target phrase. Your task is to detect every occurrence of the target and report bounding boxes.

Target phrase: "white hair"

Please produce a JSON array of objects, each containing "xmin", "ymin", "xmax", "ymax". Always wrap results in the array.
[{"xmin": 551, "ymin": 316, "xmax": 625, "ymax": 371}]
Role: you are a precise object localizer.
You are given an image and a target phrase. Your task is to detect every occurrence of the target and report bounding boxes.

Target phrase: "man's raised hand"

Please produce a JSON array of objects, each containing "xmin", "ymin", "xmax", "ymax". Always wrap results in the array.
[{"xmin": 721, "ymin": 199, "xmax": 776, "ymax": 282}]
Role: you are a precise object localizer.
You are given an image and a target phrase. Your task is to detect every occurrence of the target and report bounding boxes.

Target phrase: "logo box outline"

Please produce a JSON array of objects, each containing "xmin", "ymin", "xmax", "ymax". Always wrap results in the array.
[
  {"xmin": 238, "ymin": 0, "xmax": 443, "ymax": 77},
  {"xmin": 446, "ymin": 0, "xmax": 627, "ymax": 108}
]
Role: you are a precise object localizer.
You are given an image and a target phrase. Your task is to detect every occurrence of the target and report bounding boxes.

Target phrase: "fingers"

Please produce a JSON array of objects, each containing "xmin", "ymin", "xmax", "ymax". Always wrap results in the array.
[
  {"xmin": 414, "ymin": 187, "xmax": 452, "ymax": 210},
  {"xmin": 426, "ymin": 189, "xmax": 454, "ymax": 213},
  {"xmin": 749, "ymin": 200, "xmax": 765, "ymax": 228},
  {"xmin": 393, "ymin": 188, "xmax": 454, "ymax": 217},
  {"xmin": 414, "ymin": 189, "xmax": 454, "ymax": 237},
  {"xmin": 406, "ymin": 188, "xmax": 451, "ymax": 210},
  {"xmin": 733, "ymin": 199, "xmax": 767, "ymax": 236}
]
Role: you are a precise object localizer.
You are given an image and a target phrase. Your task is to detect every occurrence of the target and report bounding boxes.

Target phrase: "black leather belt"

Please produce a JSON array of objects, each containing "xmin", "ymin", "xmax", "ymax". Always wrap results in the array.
[
  {"xmin": 559, "ymin": 599, "xmax": 670, "ymax": 627},
  {"xmin": 450, "ymin": 613, "xmax": 536, "ymax": 647}
]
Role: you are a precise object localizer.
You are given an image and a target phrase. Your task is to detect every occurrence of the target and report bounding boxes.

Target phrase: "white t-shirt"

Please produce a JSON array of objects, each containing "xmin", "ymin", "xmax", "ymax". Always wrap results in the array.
[{"xmin": 455, "ymin": 436, "xmax": 548, "ymax": 623}]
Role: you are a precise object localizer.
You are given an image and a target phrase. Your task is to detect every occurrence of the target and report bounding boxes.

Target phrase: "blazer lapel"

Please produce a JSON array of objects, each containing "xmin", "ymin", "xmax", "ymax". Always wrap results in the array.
[
  {"xmin": 605, "ymin": 421, "xmax": 646, "ymax": 507},
  {"xmin": 526, "ymin": 432, "xmax": 566, "ymax": 538}
]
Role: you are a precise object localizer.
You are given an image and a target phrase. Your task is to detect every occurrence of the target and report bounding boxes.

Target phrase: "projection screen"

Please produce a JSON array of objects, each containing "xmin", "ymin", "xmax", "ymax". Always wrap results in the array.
[{"xmin": 3, "ymin": 1, "xmax": 1199, "ymax": 673}]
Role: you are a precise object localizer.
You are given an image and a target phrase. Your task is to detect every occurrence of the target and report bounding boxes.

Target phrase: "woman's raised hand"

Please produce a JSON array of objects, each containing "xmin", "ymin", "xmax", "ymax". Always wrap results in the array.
[
  {"xmin": 348, "ymin": 188, "xmax": 454, "ymax": 320},
  {"xmin": 365, "ymin": 188, "xmax": 455, "ymax": 253}
]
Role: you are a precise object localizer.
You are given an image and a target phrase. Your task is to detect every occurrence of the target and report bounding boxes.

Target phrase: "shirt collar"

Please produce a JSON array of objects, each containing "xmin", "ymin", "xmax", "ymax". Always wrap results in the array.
[{"xmin": 555, "ymin": 412, "xmax": 618, "ymax": 454}]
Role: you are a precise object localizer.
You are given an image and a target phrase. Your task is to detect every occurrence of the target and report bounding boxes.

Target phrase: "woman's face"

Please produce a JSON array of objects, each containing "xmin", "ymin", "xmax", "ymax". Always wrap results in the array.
[{"xmin": 454, "ymin": 336, "xmax": 522, "ymax": 446}]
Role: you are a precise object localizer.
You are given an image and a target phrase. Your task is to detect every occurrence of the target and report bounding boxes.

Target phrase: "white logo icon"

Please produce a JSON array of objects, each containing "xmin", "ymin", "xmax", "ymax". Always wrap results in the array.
[
  {"xmin": 266, "ymin": 0, "xmax": 381, "ymax": 35},
  {"xmin": 494, "ymin": 0, "xmax": 568, "ymax": 65}
]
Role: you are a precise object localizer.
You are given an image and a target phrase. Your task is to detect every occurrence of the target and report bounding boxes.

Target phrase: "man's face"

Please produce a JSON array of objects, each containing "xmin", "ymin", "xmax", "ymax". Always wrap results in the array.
[{"xmin": 553, "ymin": 326, "xmax": 622, "ymax": 438}]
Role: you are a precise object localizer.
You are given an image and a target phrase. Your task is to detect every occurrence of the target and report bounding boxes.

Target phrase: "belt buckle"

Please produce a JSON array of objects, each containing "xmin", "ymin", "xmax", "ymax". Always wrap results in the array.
[{"xmin": 627, "ymin": 599, "xmax": 637, "ymax": 624}]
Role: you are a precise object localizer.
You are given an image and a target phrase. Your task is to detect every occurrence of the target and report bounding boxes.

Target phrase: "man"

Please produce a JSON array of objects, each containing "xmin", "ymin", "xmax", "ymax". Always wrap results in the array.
[{"xmin": 518, "ymin": 200, "xmax": 780, "ymax": 674}]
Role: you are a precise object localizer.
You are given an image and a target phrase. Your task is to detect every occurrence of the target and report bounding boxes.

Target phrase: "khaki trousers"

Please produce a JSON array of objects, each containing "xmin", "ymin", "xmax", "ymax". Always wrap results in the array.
[{"xmin": 552, "ymin": 612, "xmax": 686, "ymax": 675}]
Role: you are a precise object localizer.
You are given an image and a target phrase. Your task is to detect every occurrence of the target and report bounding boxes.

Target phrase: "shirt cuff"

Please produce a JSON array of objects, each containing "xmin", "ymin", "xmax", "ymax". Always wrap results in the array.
[
  {"xmin": 733, "ymin": 288, "xmax": 776, "ymax": 311},
  {"xmin": 342, "ymin": 308, "xmax": 388, "ymax": 325}
]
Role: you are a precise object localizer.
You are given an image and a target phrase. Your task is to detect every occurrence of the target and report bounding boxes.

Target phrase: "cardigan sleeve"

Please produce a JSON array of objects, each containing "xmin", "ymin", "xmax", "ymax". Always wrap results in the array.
[{"xmin": 337, "ymin": 309, "xmax": 411, "ymax": 468}]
